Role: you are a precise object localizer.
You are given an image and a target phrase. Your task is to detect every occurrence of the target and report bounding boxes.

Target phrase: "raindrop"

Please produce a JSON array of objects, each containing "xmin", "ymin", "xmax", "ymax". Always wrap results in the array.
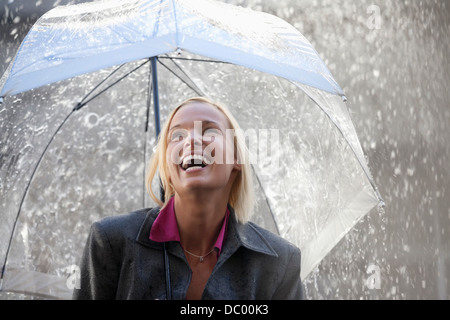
[
  {"xmin": 85, "ymin": 113, "xmax": 99, "ymax": 127},
  {"xmin": 88, "ymin": 114, "xmax": 98, "ymax": 125}
]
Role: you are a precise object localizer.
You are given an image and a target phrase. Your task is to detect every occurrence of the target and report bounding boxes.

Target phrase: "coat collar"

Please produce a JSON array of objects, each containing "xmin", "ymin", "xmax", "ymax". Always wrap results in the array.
[{"xmin": 135, "ymin": 206, "xmax": 278, "ymax": 259}]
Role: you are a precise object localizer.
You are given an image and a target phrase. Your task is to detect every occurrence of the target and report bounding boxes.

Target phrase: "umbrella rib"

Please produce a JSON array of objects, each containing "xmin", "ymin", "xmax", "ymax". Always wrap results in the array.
[
  {"xmin": 152, "ymin": 0, "xmax": 164, "ymax": 37},
  {"xmin": 157, "ymin": 59, "xmax": 204, "ymax": 96},
  {"xmin": 77, "ymin": 63, "xmax": 126, "ymax": 108},
  {"xmin": 164, "ymin": 56, "xmax": 206, "ymax": 96},
  {"xmin": 158, "ymin": 56, "xmax": 232, "ymax": 64},
  {"xmin": 171, "ymin": 0, "xmax": 180, "ymax": 48},
  {"xmin": 296, "ymin": 84, "xmax": 385, "ymax": 205},
  {"xmin": 1, "ymin": 110, "xmax": 76, "ymax": 280},
  {"xmin": 251, "ymin": 165, "xmax": 281, "ymax": 235},
  {"xmin": 75, "ymin": 59, "xmax": 150, "ymax": 111}
]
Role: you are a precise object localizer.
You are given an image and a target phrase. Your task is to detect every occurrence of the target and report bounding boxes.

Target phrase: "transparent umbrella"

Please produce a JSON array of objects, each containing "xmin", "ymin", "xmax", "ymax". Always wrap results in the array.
[{"xmin": 0, "ymin": 0, "xmax": 383, "ymax": 299}]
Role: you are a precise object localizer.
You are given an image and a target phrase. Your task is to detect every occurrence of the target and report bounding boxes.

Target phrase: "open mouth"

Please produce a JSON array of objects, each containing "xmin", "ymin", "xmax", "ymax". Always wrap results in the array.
[{"xmin": 180, "ymin": 154, "xmax": 212, "ymax": 172}]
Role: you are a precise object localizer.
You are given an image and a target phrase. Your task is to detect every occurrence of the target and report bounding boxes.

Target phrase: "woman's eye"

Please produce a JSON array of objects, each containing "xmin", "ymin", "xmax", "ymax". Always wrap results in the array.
[
  {"xmin": 170, "ymin": 130, "xmax": 187, "ymax": 141},
  {"xmin": 203, "ymin": 128, "xmax": 222, "ymax": 141}
]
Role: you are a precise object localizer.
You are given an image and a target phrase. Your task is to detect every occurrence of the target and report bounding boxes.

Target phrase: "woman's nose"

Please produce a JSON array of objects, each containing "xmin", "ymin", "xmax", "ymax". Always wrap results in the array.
[{"xmin": 184, "ymin": 129, "xmax": 203, "ymax": 150}]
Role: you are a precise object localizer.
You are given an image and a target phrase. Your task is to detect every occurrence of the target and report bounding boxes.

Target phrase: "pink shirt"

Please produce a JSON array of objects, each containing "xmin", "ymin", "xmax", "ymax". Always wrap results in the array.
[{"xmin": 149, "ymin": 197, "xmax": 230, "ymax": 258}]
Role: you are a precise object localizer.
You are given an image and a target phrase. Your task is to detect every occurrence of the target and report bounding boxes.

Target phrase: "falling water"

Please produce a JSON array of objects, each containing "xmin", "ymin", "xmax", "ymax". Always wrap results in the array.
[
  {"xmin": 272, "ymin": 0, "xmax": 449, "ymax": 299},
  {"xmin": 1, "ymin": 0, "xmax": 449, "ymax": 300}
]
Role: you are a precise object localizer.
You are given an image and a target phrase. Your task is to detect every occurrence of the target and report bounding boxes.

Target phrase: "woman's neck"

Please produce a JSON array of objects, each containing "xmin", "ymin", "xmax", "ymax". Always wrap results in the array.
[{"xmin": 174, "ymin": 192, "xmax": 228, "ymax": 255}]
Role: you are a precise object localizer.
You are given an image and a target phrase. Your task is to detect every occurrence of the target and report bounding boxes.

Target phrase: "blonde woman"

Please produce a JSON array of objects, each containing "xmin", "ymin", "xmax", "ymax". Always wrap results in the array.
[{"xmin": 73, "ymin": 97, "xmax": 303, "ymax": 300}]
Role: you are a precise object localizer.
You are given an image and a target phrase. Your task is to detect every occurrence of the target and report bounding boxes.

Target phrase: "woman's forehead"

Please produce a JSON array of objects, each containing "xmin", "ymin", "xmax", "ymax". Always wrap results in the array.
[{"xmin": 169, "ymin": 102, "xmax": 230, "ymax": 129}]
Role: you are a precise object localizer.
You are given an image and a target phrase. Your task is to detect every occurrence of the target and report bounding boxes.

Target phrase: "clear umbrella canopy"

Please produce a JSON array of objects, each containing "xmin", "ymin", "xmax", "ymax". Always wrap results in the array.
[
  {"xmin": 0, "ymin": 0, "xmax": 382, "ymax": 299},
  {"xmin": 0, "ymin": 0, "xmax": 344, "ymax": 97}
]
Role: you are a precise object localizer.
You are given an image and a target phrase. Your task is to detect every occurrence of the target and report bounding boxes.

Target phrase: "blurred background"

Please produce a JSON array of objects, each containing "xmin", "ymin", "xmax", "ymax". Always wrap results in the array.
[{"xmin": 0, "ymin": 0, "xmax": 448, "ymax": 299}]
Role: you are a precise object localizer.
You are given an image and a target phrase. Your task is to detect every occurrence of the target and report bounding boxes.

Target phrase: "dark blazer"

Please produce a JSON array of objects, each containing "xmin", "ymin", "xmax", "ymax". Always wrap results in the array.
[{"xmin": 72, "ymin": 206, "xmax": 304, "ymax": 300}]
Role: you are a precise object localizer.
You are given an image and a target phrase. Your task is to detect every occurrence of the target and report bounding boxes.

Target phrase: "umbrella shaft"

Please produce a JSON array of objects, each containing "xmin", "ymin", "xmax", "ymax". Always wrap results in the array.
[
  {"xmin": 150, "ymin": 57, "xmax": 165, "ymax": 202},
  {"xmin": 151, "ymin": 57, "xmax": 161, "ymax": 137}
]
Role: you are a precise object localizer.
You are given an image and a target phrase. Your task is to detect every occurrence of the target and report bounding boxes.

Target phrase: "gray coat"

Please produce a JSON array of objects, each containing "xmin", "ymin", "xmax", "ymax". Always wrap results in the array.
[{"xmin": 72, "ymin": 206, "xmax": 304, "ymax": 300}]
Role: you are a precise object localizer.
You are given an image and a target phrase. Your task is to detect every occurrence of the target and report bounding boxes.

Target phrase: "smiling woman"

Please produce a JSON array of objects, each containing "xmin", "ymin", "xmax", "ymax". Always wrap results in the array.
[
  {"xmin": 148, "ymin": 97, "xmax": 253, "ymax": 223},
  {"xmin": 73, "ymin": 97, "xmax": 304, "ymax": 300}
]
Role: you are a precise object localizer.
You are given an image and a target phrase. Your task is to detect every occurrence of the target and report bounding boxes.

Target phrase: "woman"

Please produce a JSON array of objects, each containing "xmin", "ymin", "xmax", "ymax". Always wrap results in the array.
[{"xmin": 73, "ymin": 97, "xmax": 304, "ymax": 300}]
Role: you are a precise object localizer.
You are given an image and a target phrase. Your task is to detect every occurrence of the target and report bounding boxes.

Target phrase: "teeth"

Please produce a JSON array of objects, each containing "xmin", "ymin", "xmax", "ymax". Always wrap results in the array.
[
  {"xmin": 185, "ymin": 166, "xmax": 203, "ymax": 172},
  {"xmin": 182, "ymin": 154, "xmax": 203, "ymax": 167},
  {"xmin": 181, "ymin": 154, "xmax": 211, "ymax": 170}
]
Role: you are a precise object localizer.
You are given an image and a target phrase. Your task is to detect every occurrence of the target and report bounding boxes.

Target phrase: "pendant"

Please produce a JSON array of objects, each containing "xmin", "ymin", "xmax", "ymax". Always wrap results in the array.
[{"xmin": 199, "ymin": 256, "xmax": 204, "ymax": 262}]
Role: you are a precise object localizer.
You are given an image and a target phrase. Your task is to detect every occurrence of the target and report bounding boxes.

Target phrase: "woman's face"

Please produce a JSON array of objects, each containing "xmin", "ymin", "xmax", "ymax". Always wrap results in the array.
[{"xmin": 166, "ymin": 102, "xmax": 240, "ymax": 197}]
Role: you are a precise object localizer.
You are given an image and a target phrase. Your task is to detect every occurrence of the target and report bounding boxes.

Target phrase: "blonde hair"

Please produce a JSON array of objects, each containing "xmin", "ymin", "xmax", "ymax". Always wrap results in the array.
[{"xmin": 145, "ymin": 97, "xmax": 255, "ymax": 224}]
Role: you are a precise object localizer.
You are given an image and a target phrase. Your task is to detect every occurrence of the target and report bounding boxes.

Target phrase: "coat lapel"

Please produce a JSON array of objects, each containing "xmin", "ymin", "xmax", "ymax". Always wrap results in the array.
[
  {"xmin": 134, "ymin": 207, "xmax": 190, "ymax": 262},
  {"xmin": 135, "ymin": 206, "xmax": 279, "ymax": 262},
  {"xmin": 216, "ymin": 206, "xmax": 278, "ymax": 269},
  {"xmin": 135, "ymin": 207, "xmax": 163, "ymax": 249}
]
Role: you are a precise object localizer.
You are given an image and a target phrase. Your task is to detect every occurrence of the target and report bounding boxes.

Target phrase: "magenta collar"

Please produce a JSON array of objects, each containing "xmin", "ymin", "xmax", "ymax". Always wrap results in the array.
[{"xmin": 149, "ymin": 197, "xmax": 230, "ymax": 257}]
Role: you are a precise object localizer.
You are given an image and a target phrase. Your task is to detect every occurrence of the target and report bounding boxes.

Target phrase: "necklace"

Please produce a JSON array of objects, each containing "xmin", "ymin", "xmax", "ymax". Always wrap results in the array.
[{"xmin": 184, "ymin": 247, "xmax": 216, "ymax": 262}]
